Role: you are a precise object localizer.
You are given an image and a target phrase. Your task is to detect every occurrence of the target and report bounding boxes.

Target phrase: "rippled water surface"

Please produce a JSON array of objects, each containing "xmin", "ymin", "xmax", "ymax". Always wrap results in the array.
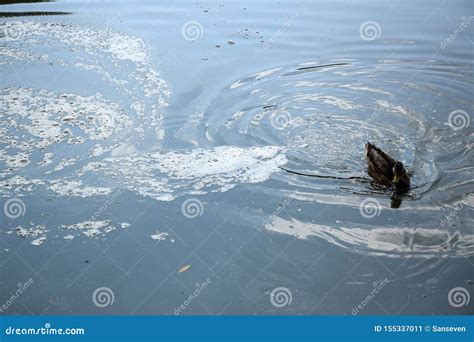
[{"xmin": 1, "ymin": 0, "xmax": 473, "ymax": 315}]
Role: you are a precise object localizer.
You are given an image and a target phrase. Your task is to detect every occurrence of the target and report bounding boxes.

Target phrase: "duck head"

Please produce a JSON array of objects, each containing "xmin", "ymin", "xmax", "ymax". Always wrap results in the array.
[{"xmin": 391, "ymin": 161, "xmax": 404, "ymax": 185}]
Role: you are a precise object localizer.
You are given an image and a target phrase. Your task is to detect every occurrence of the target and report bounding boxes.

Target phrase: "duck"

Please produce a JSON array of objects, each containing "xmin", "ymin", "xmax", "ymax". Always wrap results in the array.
[{"xmin": 365, "ymin": 142, "xmax": 410, "ymax": 194}]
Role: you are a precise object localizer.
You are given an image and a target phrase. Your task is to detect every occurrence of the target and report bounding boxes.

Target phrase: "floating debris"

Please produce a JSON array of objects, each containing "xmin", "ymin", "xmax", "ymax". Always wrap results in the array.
[
  {"xmin": 61, "ymin": 220, "xmax": 115, "ymax": 238},
  {"xmin": 31, "ymin": 236, "xmax": 46, "ymax": 246},
  {"xmin": 15, "ymin": 225, "xmax": 47, "ymax": 239},
  {"xmin": 177, "ymin": 265, "xmax": 191, "ymax": 273},
  {"xmin": 151, "ymin": 231, "xmax": 168, "ymax": 241}
]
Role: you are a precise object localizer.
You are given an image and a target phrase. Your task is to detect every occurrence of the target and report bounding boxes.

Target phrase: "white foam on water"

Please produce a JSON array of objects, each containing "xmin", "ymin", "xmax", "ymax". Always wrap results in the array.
[
  {"xmin": 15, "ymin": 225, "xmax": 47, "ymax": 239},
  {"xmin": 31, "ymin": 236, "xmax": 47, "ymax": 246},
  {"xmin": 1, "ymin": 21, "xmax": 290, "ymax": 246},
  {"xmin": 75, "ymin": 145, "xmax": 288, "ymax": 201},
  {"xmin": 1, "ymin": 87, "xmax": 132, "ymax": 176},
  {"xmin": 60, "ymin": 220, "xmax": 116, "ymax": 238},
  {"xmin": 49, "ymin": 180, "xmax": 113, "ymax": 198},
  {"xmin": 14, "ymin": 225, "xmax": 48, "ymax": 246},
  {"xmin": 1, "ymin": 21, "xmax": 174, "ymax": 207},
  {"xmin": 151, "ymin": 231, "xmax": 169, "ymax": 241},
  {"xmin": 0, "ymin": 145, "xmax": 286, "ymax": 201},
  {"xmin": 1, "ymin": 20, "xmax": 171, "ymax": 168}
]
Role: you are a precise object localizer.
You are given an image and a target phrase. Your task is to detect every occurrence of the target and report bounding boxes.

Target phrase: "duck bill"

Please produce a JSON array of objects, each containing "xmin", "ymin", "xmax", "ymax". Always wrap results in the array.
[{"xmin": 392, "ymin": 175, "xmax": 401, "ymax": 184}]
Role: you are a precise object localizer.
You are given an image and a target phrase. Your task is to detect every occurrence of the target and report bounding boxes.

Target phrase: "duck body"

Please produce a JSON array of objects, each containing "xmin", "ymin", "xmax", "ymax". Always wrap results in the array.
[{"xmin": 365, "ymin": 142, "xmax": 410, "ymax": 193}]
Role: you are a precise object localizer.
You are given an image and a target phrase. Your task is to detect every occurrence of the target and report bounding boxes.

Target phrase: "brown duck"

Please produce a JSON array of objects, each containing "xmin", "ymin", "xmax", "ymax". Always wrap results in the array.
[{"xmin": 365, "ymin": 142, "xmax": 410, "ymax": 194}]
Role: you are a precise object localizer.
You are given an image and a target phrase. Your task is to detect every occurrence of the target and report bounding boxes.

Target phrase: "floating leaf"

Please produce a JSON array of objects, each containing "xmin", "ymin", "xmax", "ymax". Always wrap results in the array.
[{"xmin": 177, "ymin": 264, "xmax": 191, "ymax": 273}]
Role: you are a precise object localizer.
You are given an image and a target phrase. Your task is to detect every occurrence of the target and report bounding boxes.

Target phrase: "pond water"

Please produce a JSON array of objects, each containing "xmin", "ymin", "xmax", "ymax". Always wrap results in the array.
[{"xmin": 0, "ymin": 0, "xmax": 473, "ymax": 315}]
